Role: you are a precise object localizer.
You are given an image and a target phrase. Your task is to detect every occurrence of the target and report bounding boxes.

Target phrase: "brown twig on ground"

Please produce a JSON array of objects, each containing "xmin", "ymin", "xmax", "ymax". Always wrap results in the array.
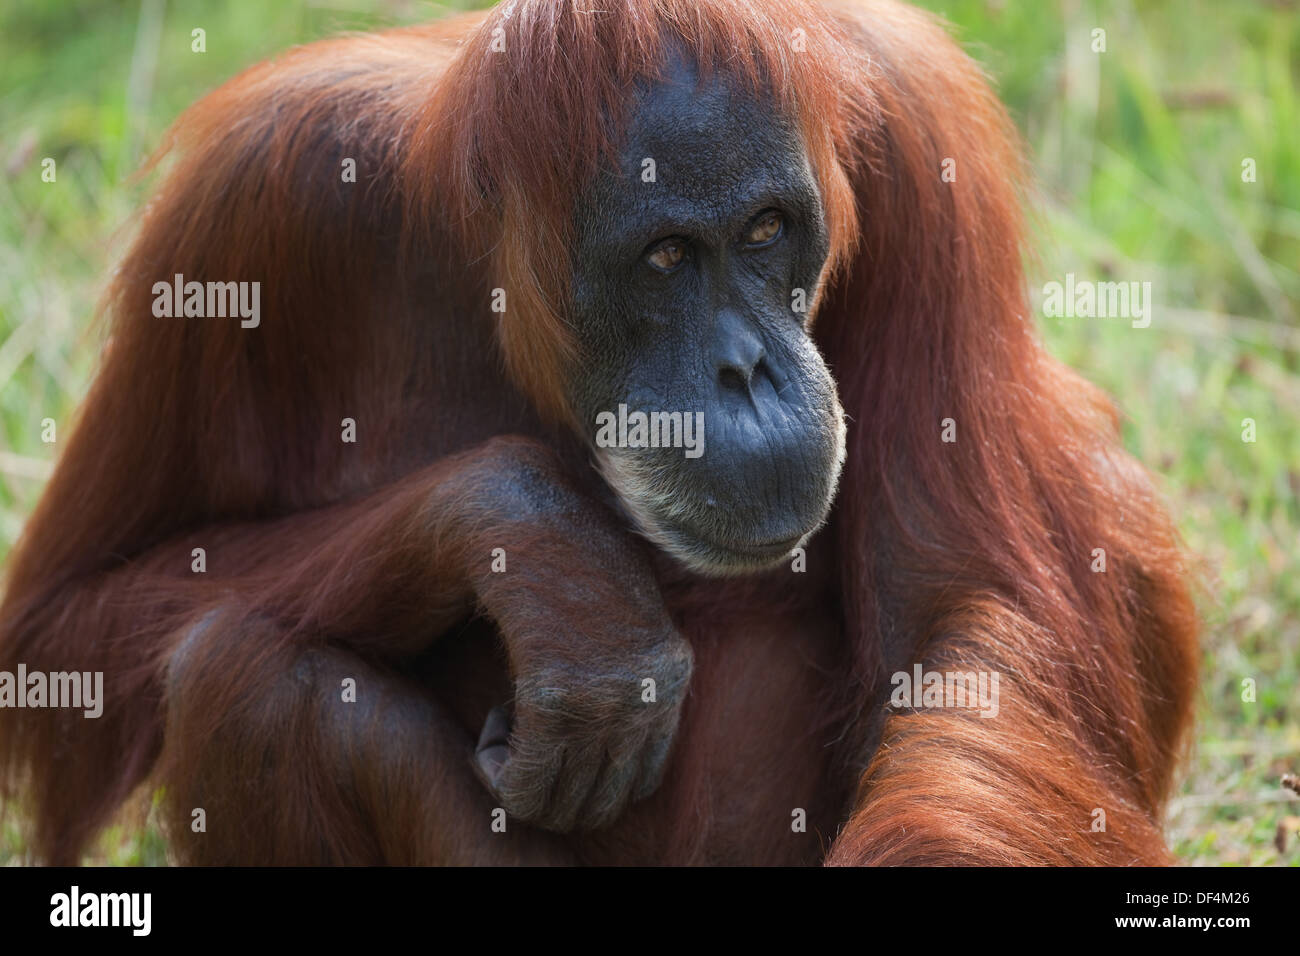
[{"xmin": 1275, "ymin": 816, "xmax": 1300, "ymax": 853}]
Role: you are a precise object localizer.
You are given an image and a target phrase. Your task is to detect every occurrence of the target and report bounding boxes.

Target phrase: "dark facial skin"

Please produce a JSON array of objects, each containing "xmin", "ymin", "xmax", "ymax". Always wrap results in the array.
[{"xmin": 570, "ymin": 58, "xmax": 846, "ymax": 575}]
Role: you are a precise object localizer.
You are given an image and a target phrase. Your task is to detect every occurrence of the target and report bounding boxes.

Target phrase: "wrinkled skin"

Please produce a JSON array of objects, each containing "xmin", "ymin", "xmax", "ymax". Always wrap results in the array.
[{"xmin": 571, "ymin": 59, "xmax": 847, "ymax": 576}]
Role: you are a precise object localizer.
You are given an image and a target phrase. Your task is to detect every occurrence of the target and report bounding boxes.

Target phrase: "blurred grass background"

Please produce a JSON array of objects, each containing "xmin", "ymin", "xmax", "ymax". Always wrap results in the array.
[{"xmin": 0, "ymin": 0, "xmax": 1297, "ymax": 865}]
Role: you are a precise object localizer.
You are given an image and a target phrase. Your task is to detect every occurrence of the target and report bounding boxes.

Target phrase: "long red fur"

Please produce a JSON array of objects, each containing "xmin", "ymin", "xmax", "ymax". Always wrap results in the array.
[{"xmin": 0, "ymin": 0, "xmax": 1197, "ymax": 865}]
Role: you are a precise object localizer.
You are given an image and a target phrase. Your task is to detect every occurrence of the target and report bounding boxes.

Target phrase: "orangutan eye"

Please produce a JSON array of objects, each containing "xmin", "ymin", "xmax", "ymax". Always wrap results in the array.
[
  {"xmin": 646, "ymin": 239, "xmax": 687, "ymax": 272},
  {"xmin": 745, "ymin": 210, "xmax": 783, "ymax": 246}
]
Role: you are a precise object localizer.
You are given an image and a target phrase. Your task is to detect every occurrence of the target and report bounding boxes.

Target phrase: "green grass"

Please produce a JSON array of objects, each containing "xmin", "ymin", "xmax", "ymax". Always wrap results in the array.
[{"xmin": 1, "ymin": 0, "xmax": 1297, "ymax": 865}]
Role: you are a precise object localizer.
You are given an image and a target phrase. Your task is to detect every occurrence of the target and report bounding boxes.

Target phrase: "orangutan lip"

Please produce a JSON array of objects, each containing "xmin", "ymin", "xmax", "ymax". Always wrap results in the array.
[
  {"xmin": 715, "ymin": 535, "xmax": 803, "ymax": 559},
  {"xmin": 654, "ymin": 517, "xmax": 803, "ymax": 570}
]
